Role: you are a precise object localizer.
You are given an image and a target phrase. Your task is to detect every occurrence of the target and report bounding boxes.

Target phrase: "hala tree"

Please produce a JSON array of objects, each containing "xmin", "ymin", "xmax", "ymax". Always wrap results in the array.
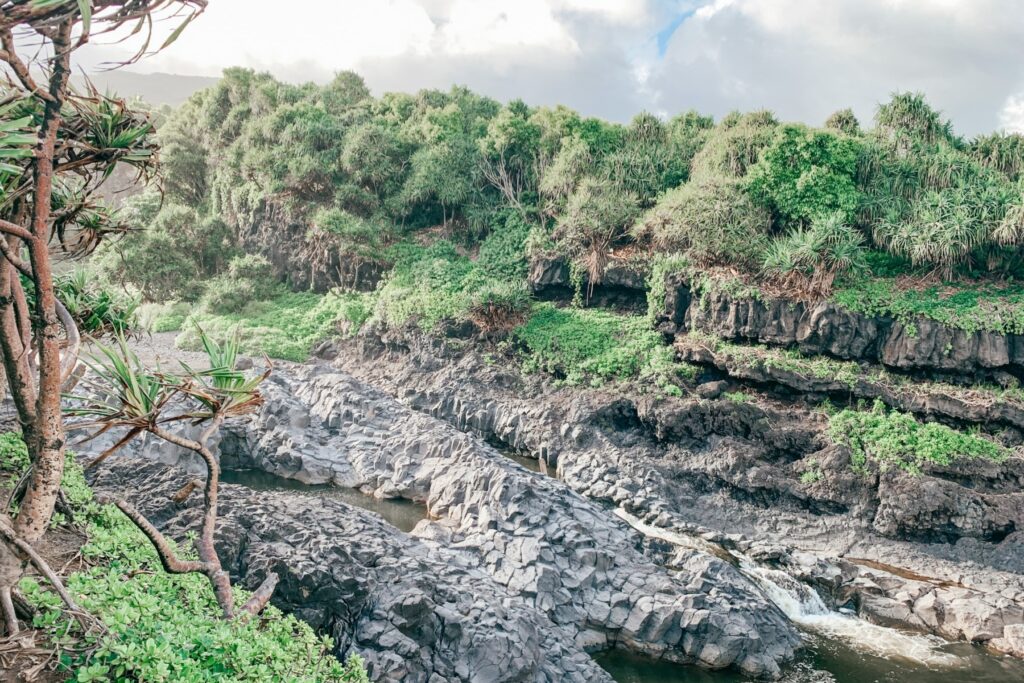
[
  {"xmin": 0, "ymin": 0, "xmax": 206, "ymax": 636},
  {"xmin": 70, "ymin": 332, "xmax": 278, "ymax": 620}
]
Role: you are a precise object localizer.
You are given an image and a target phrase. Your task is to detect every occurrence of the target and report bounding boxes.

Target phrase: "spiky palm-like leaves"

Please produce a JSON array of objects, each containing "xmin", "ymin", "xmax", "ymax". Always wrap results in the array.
[
  {"xmin": 762, "ymin": 212, "xmax": 867, "ymax": 297},
  {"xmin": 68, "ymin": 327, "xmax": 276, "ymax": 620}
]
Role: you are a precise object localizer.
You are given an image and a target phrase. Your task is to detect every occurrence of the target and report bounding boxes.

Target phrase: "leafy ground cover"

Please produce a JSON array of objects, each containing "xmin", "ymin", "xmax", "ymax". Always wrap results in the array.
[
  {"xmin": 1, "ymin": 433, "xmax": 368, "ymax": 682},
  {"xmin": 826, "ymin": 401, "xmax": 1008, "ymax": 475},
  {"xmin": 831, "ymin": 276, "xmax": 1024, "ymax": 335},
  {"xmin": 515, "ymin": 303, "xmax": 695, "ymax": 391},
  {"xmin": 171, "ymin": 291, "xmax": 373, "ymax": 362}
]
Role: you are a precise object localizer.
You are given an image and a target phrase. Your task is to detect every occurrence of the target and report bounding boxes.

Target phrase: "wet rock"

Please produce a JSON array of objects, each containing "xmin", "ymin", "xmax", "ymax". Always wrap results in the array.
[
  {"xmin": 228, "ymin": 368, "xmax": 803, "ymax": 679},
  {"xmin": 329, "ymin": 328, "xmax": 1024, "ymax": 656}
]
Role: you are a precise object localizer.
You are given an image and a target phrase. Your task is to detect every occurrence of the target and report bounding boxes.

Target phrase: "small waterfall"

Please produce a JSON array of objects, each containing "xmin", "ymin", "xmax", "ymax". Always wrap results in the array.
[
  {"xmin": 740, "ymin": 561, "xmax": 960, "ymax": 668},
  {"xmin": 615, "ymin": 508, "xmax": 963, "ymax": 669}
]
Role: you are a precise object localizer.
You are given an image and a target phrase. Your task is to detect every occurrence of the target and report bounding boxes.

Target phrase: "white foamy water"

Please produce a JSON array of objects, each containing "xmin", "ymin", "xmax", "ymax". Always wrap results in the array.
[
  {"xmin": 740, "ymin": 561, "xmax": 961, "ymax": 668},
  {"xmin": 615, "ymin": 508, "xmax": 963, "ymax": 669}
]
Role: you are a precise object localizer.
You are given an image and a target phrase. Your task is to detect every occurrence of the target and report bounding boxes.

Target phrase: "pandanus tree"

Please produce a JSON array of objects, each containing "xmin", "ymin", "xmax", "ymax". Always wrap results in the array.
[
  {"xmin": 69, "ymin": 332, "xmax": 279, "ymax": 620},
  {"xmin": 0, "ymin": 0, "xmax": 206, "ymax": 636}
]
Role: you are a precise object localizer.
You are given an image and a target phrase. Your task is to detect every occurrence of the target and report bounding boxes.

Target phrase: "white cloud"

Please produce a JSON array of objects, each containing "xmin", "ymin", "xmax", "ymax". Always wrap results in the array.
[
  {"xmin": 438, "ymin": 0, "xmax": 579, "ymax": 56},
  {"xmin": 651, "ymin": 0, "xmax": 1024, "ymax": 134},
  {"xmin": 1000, "ymin": 94, "xmax": 1024, "ymax": 134},
  {"xmin": 69, "ymin": 0, "xmax": 1024, "ymax": 135}
]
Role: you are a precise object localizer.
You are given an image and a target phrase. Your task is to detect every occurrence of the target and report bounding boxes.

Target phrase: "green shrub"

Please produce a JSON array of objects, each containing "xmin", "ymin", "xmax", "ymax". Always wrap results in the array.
[
  {"xmin": 466, "ymin": 281, "xmax": 531, "ymax": 331},
  {"xmin": 970, "ymin": 131, "xmax": 1024, "ymax": 182},
  {"xmin": 92, "ymin": 197, "xmax": 236, "ymax": 303},
  {"xmin": 762, "ymin": 212, "xmax": 868, "ymax": 296},
  {"xmin": 373, "ymin": 216, "xmax": 532, "ymax": 331},
  {"xmin": 825, "ymin": 108, "xmax": 860, "ymax": 136},
  {"xmin": 747, "ymin": 124, "xmax": 862, "ymax": 226},
  {"xmin": 11, "ymin": 435, "xmax": 368, "ymax": 683},
  {"xmin": 372, "ymin": 241, "xmax": 477, "ymax": 329},
  {"xmin": 0, "ymin": 430, "xmax": 28, "ymax": 472},
  {"xmin": 633, "ymin": 176, "xmax": 771, "ymax": 269},
  {"xmin": 875, "ymin": 92, "xmax": 956, "ymax": 149},
  {"xmin": 138, "ymin": 302, "xmax": 192, "ymax": 333},
  {"xmin": 199, "ymin": 255, "xmax": 278, "ymax": 315},
  {"xmin": 181, "ymin": 290, "xmax": 365, "ymax": 361},
  {"xmin": 831, "ymin": 276, "xmax": 1024, "ymax": 335},
  {"xmin": 49, "ymin": 270, "xmax": 139, "ymax": 336},
  {"xmin": 689, "ymin": 110, "xmax": 778, "ymax": 180},
  {"xmin": 554, "ymin": 176, "xmax": 640, "ymax": 283},
  {"xmin": 827, "ymin": 400, "xmax": 1007, "ymax": 474}
]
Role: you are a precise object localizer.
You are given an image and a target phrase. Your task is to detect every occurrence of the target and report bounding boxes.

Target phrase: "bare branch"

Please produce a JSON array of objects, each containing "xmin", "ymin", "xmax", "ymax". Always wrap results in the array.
[
  {"xmin": 0, "ymin": 219, "xmax": 36, "ymax": 243},
  {"xmin": 238, "ymin": 572, "xmax": 279, "ymax": 619},
  {"xmin": 0, "ymin": 29, "xmax": 56, "ymax": 103},
  {"xmin": 100, "ymin": 497, "xmax": 205, "ymax": 574}
]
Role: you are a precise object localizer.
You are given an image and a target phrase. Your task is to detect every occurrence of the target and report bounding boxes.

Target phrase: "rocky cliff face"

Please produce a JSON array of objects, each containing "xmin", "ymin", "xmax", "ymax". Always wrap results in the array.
[
  {"xmin": 527, "ymin": 256, "xmax": 648, "ymax": 312},
  {"xmin": 658, "ymin": 274, "xmax": 1023, "ymax": 380},
  {"xmin": 234, "ymin": 198, "xmax": 385, "ymax": 293},
  {"xmin": 526, "ymin": 257, "xmax": 1024, "ymax": 380}
]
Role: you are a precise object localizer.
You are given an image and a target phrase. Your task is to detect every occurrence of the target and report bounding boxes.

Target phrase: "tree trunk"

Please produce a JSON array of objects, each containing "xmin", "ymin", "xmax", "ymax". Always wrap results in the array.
[{"xmin": 14, "ymin": 24, "xmax": 71, "ymax": 543}]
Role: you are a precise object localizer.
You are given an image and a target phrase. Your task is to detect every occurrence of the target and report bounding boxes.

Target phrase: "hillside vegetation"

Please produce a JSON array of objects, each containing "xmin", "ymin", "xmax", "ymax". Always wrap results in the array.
[{"xmin": 88, "ymin": 70, "xmax": 1024, "ymax": 471}]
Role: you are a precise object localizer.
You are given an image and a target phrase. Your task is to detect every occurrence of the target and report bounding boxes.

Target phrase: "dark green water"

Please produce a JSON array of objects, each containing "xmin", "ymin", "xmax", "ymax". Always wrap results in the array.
[
  {"xmin": 220, "ymin": 468, "xmax": 428, "ymax": 532},
  {"xmin": 596, "ymin": 634, "xmax": 1024, "ymax": 683}
]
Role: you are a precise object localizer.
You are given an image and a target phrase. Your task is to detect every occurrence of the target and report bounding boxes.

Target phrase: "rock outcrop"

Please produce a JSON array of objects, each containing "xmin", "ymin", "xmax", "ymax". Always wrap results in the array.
[
  {"xmin": 527, "ymin": 256, "xmax": 648, "ymax": 312},
  {"xmin": 234, "ymin": 198, "xmax": 385, "ymax": 293},
  {"xmin": 81, "ymin": 362, "xmax": 803, "ymax": 679},
  {"xmin": 87, "ymin": 457, "xmax": 610, "ymax": 683},
  {"xmin": 328, "ymin": 326, "xmax": 1024, "ymax": 658},
  {"xmin": 218, "ymin": 367, "xmax": 802, "ymax": 678},
  {"xmin": 675, "ymin": 335, "xmax": 1024, "ymax": 435},
  {"xmin": 647, "ymin": 273, "xmax": 1024, "ymax": 379}
]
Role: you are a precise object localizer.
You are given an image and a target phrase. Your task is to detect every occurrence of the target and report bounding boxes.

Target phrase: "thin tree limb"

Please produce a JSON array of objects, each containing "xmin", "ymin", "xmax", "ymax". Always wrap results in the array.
[{"xmin": 100, "ymin": 497, "xmax": 205, "ymax": 574}]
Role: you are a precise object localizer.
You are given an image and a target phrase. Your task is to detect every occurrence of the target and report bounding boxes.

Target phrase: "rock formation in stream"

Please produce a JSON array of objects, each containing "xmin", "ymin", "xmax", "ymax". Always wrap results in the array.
[
  {"xmin": 223, "ymin": 368, "xmax": 803, "ymax": 678},
  {"xmin": 322, "ymin": 323, "xmax": 1024, "ymax": 660},
  {"xmin": 87, "ymin": 457, "xmax": 611, "ymax": 683},
  {"xmin": 80, "ymin": 363, "xmax": 804, "ymax": 680}
]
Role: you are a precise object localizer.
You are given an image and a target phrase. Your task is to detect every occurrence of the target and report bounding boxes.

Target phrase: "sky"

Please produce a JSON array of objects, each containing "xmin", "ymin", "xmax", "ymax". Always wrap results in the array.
[{"xmin": 76, "ymin": 0, "xmax": 1024, "ymax": 136}]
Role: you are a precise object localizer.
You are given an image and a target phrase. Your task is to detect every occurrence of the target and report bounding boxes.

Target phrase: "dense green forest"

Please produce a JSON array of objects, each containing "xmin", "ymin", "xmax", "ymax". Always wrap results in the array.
[{"xmin": 85, "ymin": 68, "xmax": 1024, "ymax": 380}]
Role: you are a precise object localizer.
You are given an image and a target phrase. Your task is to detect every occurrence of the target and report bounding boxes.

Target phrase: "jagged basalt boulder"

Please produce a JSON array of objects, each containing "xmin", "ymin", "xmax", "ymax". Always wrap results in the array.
[{"xmin": 87, "ymin": 457, "xmax": 609, "ymax": 683}]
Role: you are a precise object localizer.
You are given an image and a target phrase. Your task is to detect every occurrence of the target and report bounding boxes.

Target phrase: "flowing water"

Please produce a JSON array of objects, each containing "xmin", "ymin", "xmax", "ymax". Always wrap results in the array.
[
  {"xmin": 224, "ymin": 464, "xmax": 1024, "ymax": 683},
  {"xmin": 220, "ymin": 468, "xmax": 429, "ymax": 532},
  {"xmin": 610, "ymin": 509, "xmax": 1024, "ymax": 683}
]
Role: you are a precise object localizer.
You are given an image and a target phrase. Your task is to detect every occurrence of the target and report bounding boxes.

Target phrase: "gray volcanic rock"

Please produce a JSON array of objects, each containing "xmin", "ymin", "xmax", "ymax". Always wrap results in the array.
[
  {"xmin": 219, "ymin": 367, "xmax": 802, "ymax": 678},
  {"xmin": 674, "ymin": 336, "xmax": 1024, "ymax": 433},
  {"xmin": 329, "ymin": 328, "xmax": 1024, "ymax": 657},
  {"xmin": 87, "ymin": 457, "xmax": 609, "ymax": 683}
]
